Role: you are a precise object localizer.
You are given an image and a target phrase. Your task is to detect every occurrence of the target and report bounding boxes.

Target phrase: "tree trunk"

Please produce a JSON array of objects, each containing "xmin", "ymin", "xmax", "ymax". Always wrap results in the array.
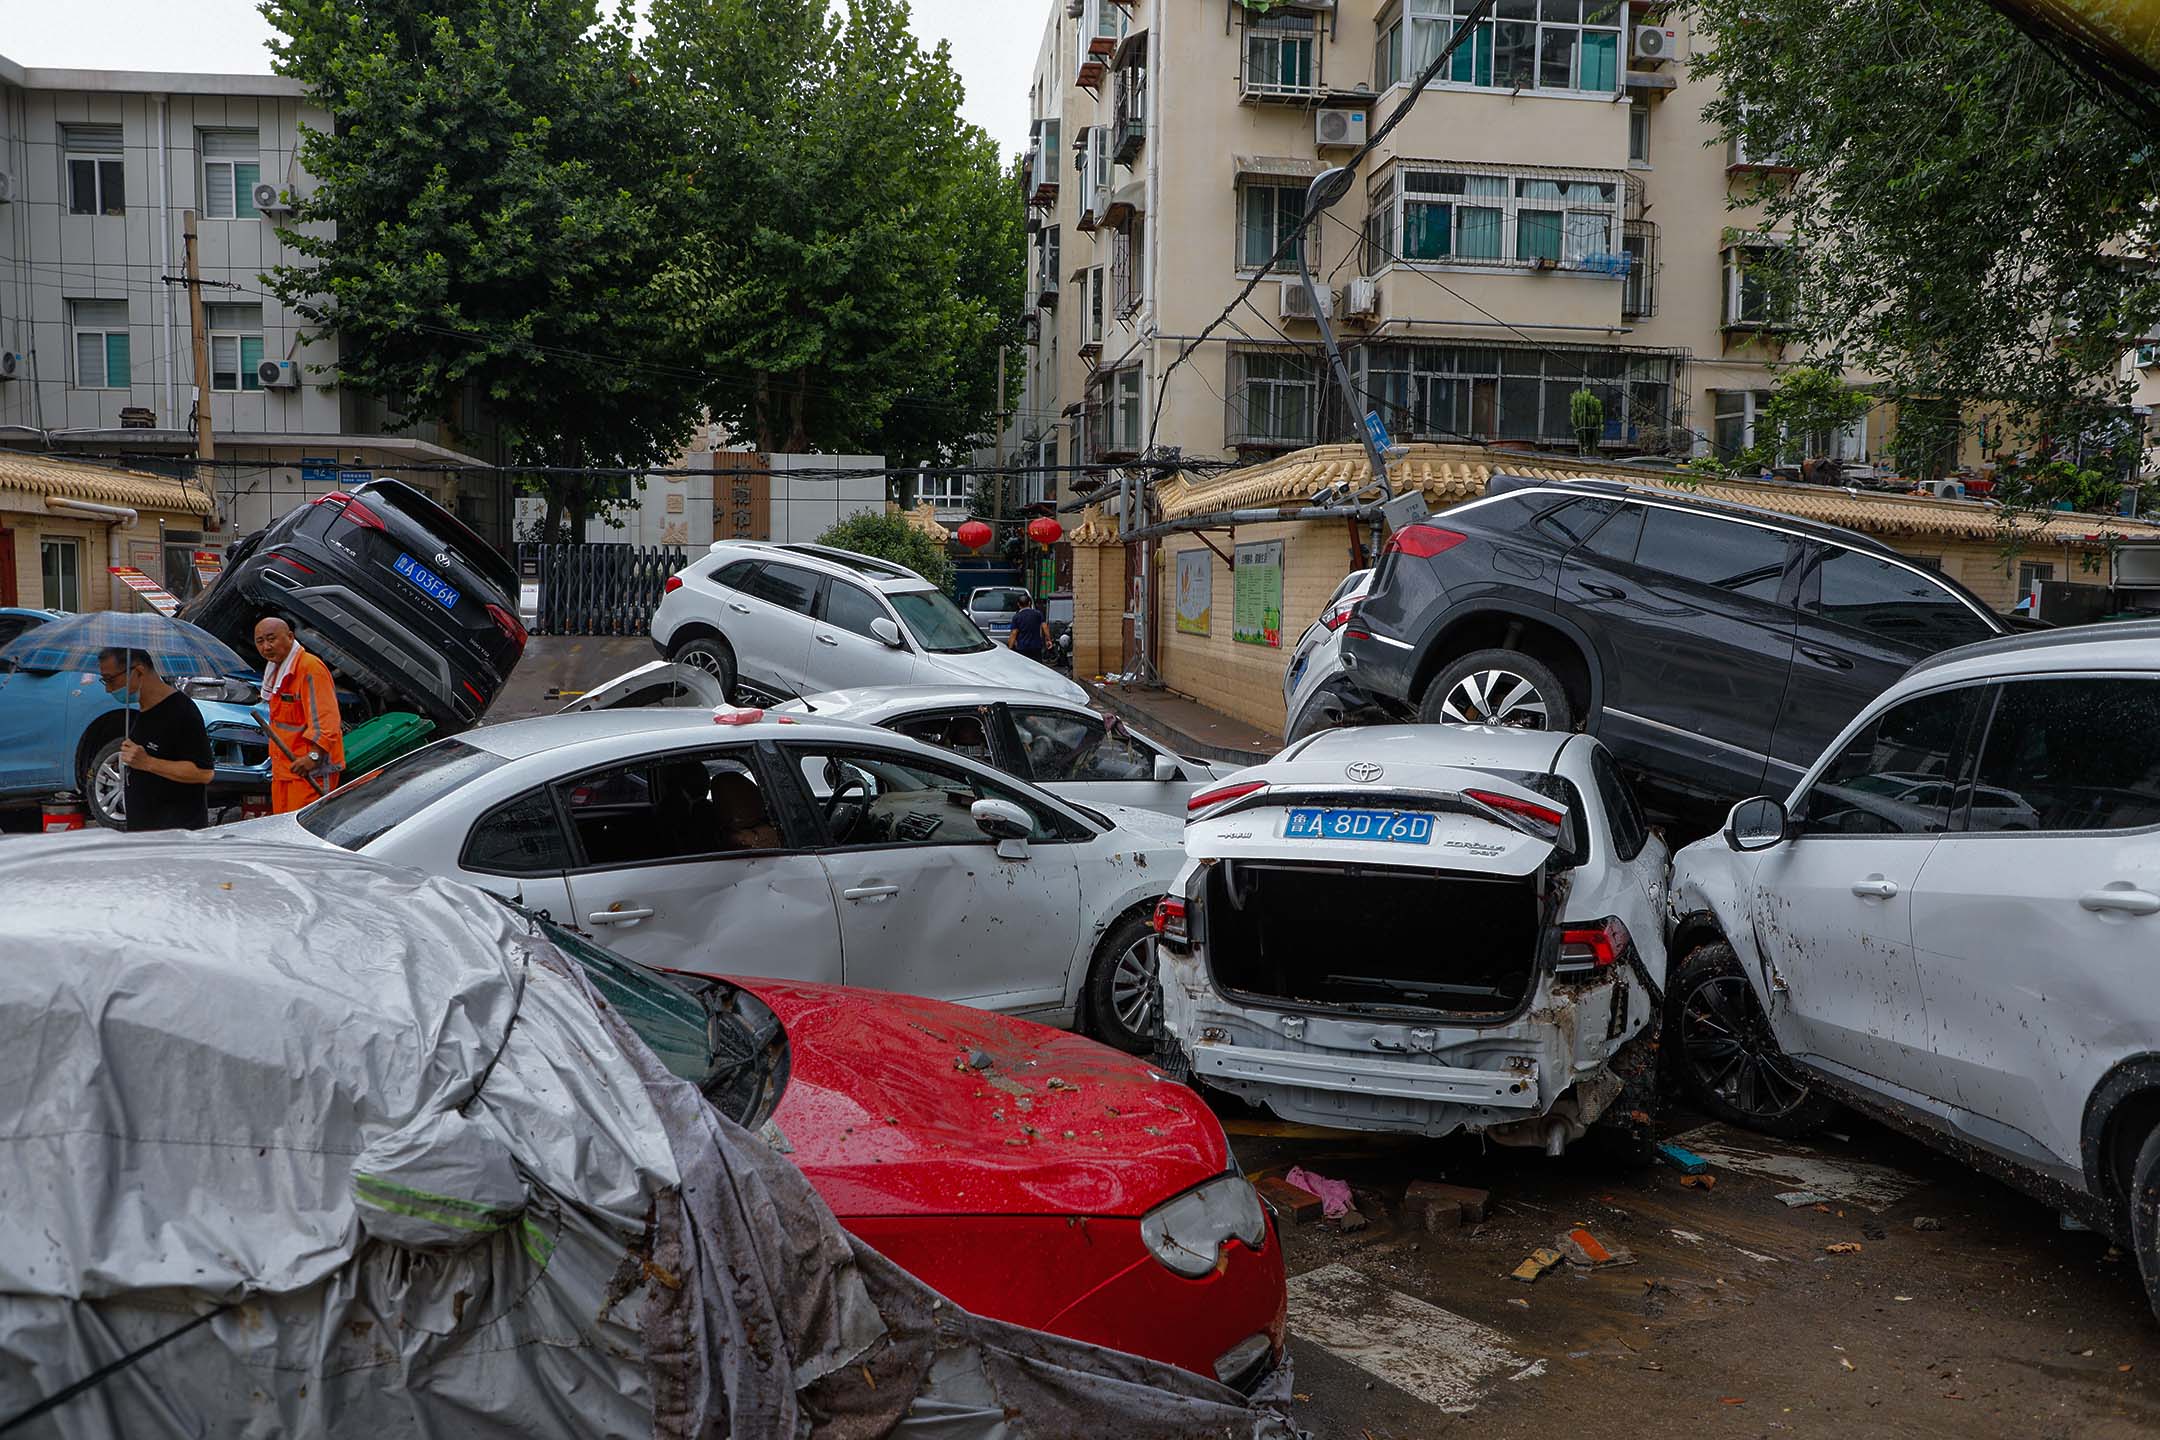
[{"xmin": 544, "ymin": 495, "xmax": 566, "ymax": 544}]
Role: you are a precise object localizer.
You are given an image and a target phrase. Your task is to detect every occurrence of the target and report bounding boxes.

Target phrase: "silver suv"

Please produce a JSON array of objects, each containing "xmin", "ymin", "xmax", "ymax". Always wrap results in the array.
[{"xmin": 650, "ymin": 542, "xmax": 1087, "ymax": 705}]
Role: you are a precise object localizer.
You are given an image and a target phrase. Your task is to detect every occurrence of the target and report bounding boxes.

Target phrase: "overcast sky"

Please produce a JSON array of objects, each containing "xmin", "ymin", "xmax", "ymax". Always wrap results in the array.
[{"xmin": 2, "ymin": 0, "xmax": 1040, "ymax": 156}]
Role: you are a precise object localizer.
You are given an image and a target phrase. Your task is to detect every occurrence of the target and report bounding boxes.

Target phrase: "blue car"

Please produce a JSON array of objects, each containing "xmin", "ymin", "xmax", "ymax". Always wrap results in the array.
[{"xmin": 0, "ymin": 607, "xmax": 272, "ymax": 828}]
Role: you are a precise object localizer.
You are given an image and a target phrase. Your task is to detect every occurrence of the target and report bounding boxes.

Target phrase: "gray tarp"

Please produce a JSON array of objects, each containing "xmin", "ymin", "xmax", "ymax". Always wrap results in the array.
[{"xmin": 0, "ymin": 836, "xmax": 1302, "ymax": 1438}]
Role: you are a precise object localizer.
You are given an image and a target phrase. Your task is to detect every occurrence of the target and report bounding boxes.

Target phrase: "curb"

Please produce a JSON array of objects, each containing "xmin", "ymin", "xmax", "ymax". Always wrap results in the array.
[{"xmin": 1083, "ymin": 681, "xmax": 1280, "ymax": 768}]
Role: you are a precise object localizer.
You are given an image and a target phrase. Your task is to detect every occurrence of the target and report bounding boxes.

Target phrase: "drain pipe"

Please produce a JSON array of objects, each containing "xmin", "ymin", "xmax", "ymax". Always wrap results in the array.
[
  {"xmin": 46, "ymin": 497, "xmax": 140, "ymax": 583},
  {"xmin": 156, "ymin": 94, "xmax": 175, "ymax": 430}
]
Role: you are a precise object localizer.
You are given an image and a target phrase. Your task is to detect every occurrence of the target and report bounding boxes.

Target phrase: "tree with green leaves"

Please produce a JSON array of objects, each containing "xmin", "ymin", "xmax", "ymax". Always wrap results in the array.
[
  {"xmin": 817, "ymin": 509, "xmax": 955, "ymax": 593},
  {"xmin": 1685, "ymin": 0, "xmax": 2160, "ymax": 514},
  {"xmin": 644, "ymin": 0, "xmax": 1025, "ymax": 467},
  {"xmin": 260, "ymin": 0, "xmax": 705, "ymax": 540}
]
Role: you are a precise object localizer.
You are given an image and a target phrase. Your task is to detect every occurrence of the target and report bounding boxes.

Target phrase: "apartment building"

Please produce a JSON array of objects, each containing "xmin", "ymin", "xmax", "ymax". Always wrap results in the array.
[
  {"xmin": 0, "ymin": 53, "xmax": 508, "ymax": 610},
  {"xmin": 1018, "ymin": 0, "xmax": 1860, "ymax": 475}
]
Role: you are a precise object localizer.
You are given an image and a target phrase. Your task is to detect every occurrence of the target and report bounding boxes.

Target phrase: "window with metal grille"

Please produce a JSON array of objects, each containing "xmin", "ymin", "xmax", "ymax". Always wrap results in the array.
[{"xmin": 1229, "ymin": 350, "xmax": 1321, "ymax": 448}]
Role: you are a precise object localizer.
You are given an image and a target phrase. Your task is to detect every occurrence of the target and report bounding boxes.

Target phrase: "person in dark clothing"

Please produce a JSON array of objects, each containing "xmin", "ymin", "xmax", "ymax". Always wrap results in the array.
[
  {"xmin": 97, "ymin": 647, "xmax": 214, "ymax": 832},
  {"xmin": 1008, "ymin": 594, "xmax": 1048, "ymax": 662}
]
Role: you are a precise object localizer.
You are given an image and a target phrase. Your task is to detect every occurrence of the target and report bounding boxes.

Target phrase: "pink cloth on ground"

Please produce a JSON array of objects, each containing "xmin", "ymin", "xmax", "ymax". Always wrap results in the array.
[{"xmin": 1284, "ymin": 1165, "xmax": 1352, "ymax": 1219}]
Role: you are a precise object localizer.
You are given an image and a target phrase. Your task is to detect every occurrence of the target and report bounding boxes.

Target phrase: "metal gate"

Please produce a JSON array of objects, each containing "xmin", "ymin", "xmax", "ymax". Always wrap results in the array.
[{"xmin": 520, "ymin": 543, "xmax": 688, "ymax": 637}]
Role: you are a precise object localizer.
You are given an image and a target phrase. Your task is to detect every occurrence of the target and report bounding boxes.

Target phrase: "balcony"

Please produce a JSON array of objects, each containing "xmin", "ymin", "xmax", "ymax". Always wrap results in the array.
[
  {"xmin": 1240, "ymin": 13, "xmax": 1322, "ymax": 105},
  {"xmin": 1112, "ymin": 53, "xmax": 1148, "ymax": 163}
]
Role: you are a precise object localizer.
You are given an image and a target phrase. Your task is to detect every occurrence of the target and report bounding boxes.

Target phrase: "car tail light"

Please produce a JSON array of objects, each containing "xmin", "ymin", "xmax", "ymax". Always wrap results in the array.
[
  {"xmin": 1187, "ymin": 779, "xmax": 1266, "ymax": 815},
  {"xmin": 1464, "ymin": 787, "xmax": 1564, "ymax": 831},
  {"xmin": 1557, "ymin": 916, "xmax": 1634, "ymax": 975},
  {"xmin": 664, "ymin": 575, "xmax": 684, "ymax": 594},
  {"xmin": 1152, "ymin": 897, "xmax": 1188, "ymax": 949},
  {"xmin": 324, "ymin": 493, "xmax": 388, "ymax": 531},
  {"xmin": 270, "ymin": 552, "xmax": 315, "ymax": 575},
  {"xmin": 460, "ymin": 679, "xmax": 486, "ymax": 704},
  {"xmin": 1383, "ymin": 523, "xmax": 1466, "ymax": 560},
  {"xmin": 485, "ymin": 602, "xmax": 528, "ymax": 651},
  {"xmin": 1320, "ymin": 599, "xmax": 1359, "ymax": 632}
]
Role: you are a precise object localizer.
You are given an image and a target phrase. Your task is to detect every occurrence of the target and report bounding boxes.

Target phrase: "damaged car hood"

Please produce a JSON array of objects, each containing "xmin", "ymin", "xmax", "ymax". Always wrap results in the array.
[{"xmin": 744, "ymin": 980, "xmax": 1229, "ymax": 1220}]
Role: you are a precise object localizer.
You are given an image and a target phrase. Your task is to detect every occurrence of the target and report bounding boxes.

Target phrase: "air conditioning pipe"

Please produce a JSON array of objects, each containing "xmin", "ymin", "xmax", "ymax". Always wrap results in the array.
[{"xmin": 46, "ymin": 497, "xmax": 140, "ymax": 577}]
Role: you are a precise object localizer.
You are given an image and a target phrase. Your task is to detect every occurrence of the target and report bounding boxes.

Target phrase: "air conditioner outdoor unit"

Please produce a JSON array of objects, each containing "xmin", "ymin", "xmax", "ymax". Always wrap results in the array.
[
  {"xmin": 1341, "ymin": 276, "xmax": 1380, "ymax": 320},
  {"xmin": 1632, "ymin": 26, "xmax": 1679, "ymax": 62},
  {"xmin": 0, "ymin": 352, "xmax": 18, "ymax": 381},
  {"xmin": 252, "ymin": 182, "xmax": 293, "ymax": 215},
  {"xmin": 1315, "ymin": 108, "xmax": 1367, "ymax": 149},
  {"xmin": 0, "ymin": 171, "xmax": 15, "ymax": 204},
  {"xmin": 257, "ymin": 359, "xmax": 300, "ymax": 389},
  {"xmin": 1280, "ymin": 279, "xmax": 1331, "ymax": 322}
]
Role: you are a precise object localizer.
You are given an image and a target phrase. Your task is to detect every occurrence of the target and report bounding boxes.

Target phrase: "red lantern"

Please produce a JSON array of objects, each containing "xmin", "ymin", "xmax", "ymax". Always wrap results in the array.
[
  {"xmin": 955, "ymin": 519, "xmax": 993, "ymax": 551},
  {"xmin": 1027, "ymin": 516, "xmax": 1063, "ymax": 545}
]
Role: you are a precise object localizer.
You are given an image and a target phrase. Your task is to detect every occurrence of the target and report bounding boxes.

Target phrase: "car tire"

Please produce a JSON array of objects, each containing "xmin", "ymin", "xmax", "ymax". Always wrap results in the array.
[
  {"xmin": 1668, "ymin": 941, "xmax": 1836, "ymax": 1139},
  {"xmin": 84, "ymin": 737, "xmax": 127, "ymax": 831},
  {"xmin": 1287, "ymin": 687, "xmax": 1351, "ymax": 742},
  {"xmin": 2129, "ymin": 1124, "xmax": 2160, "ymax": 1325},
  {"xmin": 671, "ymin": 636, "xmax": 737, "ymax": 702},
  {"xmin": 1085, "ymin": 911, "xmax": 1159, "ymax": 1056},
  {"xmin": 1418, "ymin": 648, "xmax": 1573, "ymax": 731}
]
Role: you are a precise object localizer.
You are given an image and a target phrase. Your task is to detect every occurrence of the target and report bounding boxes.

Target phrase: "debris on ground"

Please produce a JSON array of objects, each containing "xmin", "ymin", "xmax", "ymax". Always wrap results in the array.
[
  {"xmin": 1657, "ymin": 1142, "xmax": 1712, "ymax": 1175},
  {"xmin": 1825, "ymin": 1242, "xmax": 1864, "ymax": 1255},
  {"xmin": 1777, "ymin": 1190, "xmax": 1832, "ymax": 1207},
  {"xmin": 1286, "ymin": 1165, "xmax": 1353, "ymax": 1219},
  {"xmin": 1560, "ymin": 1227, "xmax": 1637, "ymax": 1268},
  {"xmin": 1256, "ymin": 1175, "xmax": 1324, "ymax": 1224},
  {"xmin": 1339, "ymin": 1206, "xmax": 1371, "ymax": 1234},
  {"xmin": 1679, "ymin": 1173, "xmax": 1717, "ymax": 1191},
  {"xmin": 1913, "ymin": 1216, "xmax": 1944, "ymax": 1232},
  {"xmin": 1406, "ymin": 1179, "xmax": 1490, "ymax": 1231},
  {"xmin": 1512, "ymin": 1247, "xmax": 1565, "ymax": 1282}
]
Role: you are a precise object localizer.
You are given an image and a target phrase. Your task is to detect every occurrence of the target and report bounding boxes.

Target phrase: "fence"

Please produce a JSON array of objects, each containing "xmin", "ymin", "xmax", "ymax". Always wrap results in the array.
[{"xmin": 520, "ymin": 543, "xmax": 688, "ymax": 637}]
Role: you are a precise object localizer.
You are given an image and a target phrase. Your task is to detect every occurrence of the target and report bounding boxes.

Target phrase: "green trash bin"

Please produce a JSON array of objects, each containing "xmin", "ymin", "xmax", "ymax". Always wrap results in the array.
[{"xmin": 340, "ymin": 711, "xmax": 436, "ymax": 779}]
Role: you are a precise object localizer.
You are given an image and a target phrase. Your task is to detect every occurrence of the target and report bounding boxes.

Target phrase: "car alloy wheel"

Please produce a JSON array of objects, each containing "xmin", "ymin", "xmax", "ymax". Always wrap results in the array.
[
  {"xmin": 1439, "ymin": 668, "xmax": 1550, "ymax": 728},
  {"xmin": 1678, "ymin": 973, "xmax": 1813, "ymax": 1122},
  {"xmin": 1110, "ymin": 933, "xmax": 1157, "ymax": 1038},
  {"xmin": 90, "ymin": 740, "xmax": 127, "ymax": 829}
]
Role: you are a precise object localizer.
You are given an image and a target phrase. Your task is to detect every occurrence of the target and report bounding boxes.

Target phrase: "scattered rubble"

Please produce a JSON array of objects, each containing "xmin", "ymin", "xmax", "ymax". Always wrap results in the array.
[
  {"xmin": 1256, "ymin": 1175, "xmax": 1324, "ymax": 1225},
  {"xmin": 1657, "ymin": 1143, "xmax": 1712, "ymax": 1175},
  {"xmin": 1560, "ymin": 1227, "xmax": 1636, "ymax": 1269},
  {"xmin": 1913, "ymin": 1216, "xmax": 1945, "ymax": 1232},
  {"xmin": 1511, "ymin": 1248, "xmax": 1565, "ymax": 1283},
  {"xmin": 1776, "ymin": 1190, "xmax": 1832, "ymax": 1207}
]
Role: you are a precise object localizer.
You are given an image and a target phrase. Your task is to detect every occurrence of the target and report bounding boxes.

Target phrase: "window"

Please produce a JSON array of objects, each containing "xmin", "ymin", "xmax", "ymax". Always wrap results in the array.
[
  {"xmin": 1798, "ymin": 688, "xmax": 1980, "ymax": 836},
  {"xmin": 1087, "ymin": 265, "xmax": 1105, "ymax": 344},
  {"xmin": 70, "ymin": 299, "xmax": 131, "ymax": 390},
  {"xmin": 712, "ymin": 558, "xmax": 760, "ymax": 589},
  {"xmin": 1631, "ymin": 509, "xmax": 1791, "ymax": 599},
  {"xmin": 915, "ymin": 471, "xmax": 974, "ymax": 511},
  {"xmin": 890, "ymin": 710, "xmax": 997, "ymax": 766},
  {"xmin": 889, "ymin": 591, "xmax": 991, "ymax": 653},
  {"xmin": 463, "ymin": 790, "xmax": 574, "ymax": 876},
  {"xmin": 558, "ymin": 750, "xmax": 781, "ymax": 866},
  {"xmin": 1712, "ymin": 389, "xmax": 1774, "ymax": 459},
  {"xmin": 1711, "ymin": 387, "xmax": 1865, "ymax": 463},
  {"xmin": 1112, "ymin": 220, "xmax": 1145, "ymax": 318},
  {"xmin": 786, "ymin": 746, "xmax": 1060, "ymax": 847},
  {"xmin": 738, "ymin": 562, "xmax": 820, "ymax": 615},
  {"xmin": 1378, "ymin": 11, "xmax": 1404, "ymax": 87},
  {"xmin": 1404, "ymin": 0, "xmax": 1622, "ymax": 95},
  {"xmin": 1009, "ymin": 708, "xmax": 1156, "ymax": 783},
  {"xmin": 62, "ymin": 125, "xmax": 124, "ymax": 216},
  {"xmin": 1802, "ymin": 548, "xmax": 1995, "ymax": 650},
  {"xmin": 1723, "ymin": 245, "xmax": 1787, "ymax": 328},
  {"xmin": 1111, "ymin": 367, "xmax": 1143, "ymax": 453},
  {"xmin": 207, "ymin": 303, "xmax": 265, "ymax": 392},
  {"xmin": 1533, "ymin": 496, "xmax": 1619, "ymax": 547},
  {"xmin": 1590, "ymin": 746, "xmax": 1649, "ymax": 862},
  {"xmin": 1628, "ymin": 100, "xmax": 1650, "ymax": 164},
  {"xmin": 1580, "ymin": 500, "xmax": 1643, "ymax": 563},
  {"xmin": 1367, "ymin": 165, "xmax": 1620, "ymax": 273},
  {"xmin": 2017, "ymin": 561, "xmax": 2054, "ymax": 602},
  {"xmin": 297, "ymin": 740, "xmax": 507, "ymax": 849},
  {"xmin": 40, "ymin": 538, "xmax": 82, "ymax": 613},
  {"xmin": 1230, "ymin": 350, "xmax": 1320, "ymax": 447},
  {"xmin": 1967, "ymin": 679, "xmax": 2160, "ymax": 833},
  {"xmin": 1244, "ymin": 11, "xmax": 1319, "ymax": 96},
  {"xmin": 1621, "ymin": 221, "xmax": 1656, "ymax": 318},
  {"xmin": 1359, "ymin": 342, "xmax": 1674, "ymax": 447},
  {"xmin": 821, "ymin": 581, "xmax": 892, "ymax": 641},
  {"xmin": 1239, "ymin": 182, "xmax": 1306, "ymax": 272},
  {"xmin": 201, "ymin": 130, "xmax": 261, "ymax": 220}
]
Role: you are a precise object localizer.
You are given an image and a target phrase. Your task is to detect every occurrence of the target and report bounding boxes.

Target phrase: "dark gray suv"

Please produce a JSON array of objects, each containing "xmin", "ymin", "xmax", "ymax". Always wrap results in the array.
[{"xmin": 1337, "ymin": 477, "xmax": 2007, "ymax": 828}]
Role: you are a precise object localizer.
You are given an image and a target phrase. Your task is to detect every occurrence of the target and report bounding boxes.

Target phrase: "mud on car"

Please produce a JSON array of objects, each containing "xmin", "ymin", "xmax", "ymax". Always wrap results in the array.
[{"xmin": 1153, "ymin": 725, "xmax": 1669, "ymax": 1150}]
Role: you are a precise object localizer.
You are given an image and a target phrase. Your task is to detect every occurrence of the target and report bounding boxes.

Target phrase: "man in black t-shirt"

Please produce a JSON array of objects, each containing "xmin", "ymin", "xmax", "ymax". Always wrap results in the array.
[
  {"xmin": 97, "ymin": 647, "xmax": 215, "ymax": 832},
  {"xmin": 1008, "ymin": 594, "xmax": 1048, "ymax": 663}
]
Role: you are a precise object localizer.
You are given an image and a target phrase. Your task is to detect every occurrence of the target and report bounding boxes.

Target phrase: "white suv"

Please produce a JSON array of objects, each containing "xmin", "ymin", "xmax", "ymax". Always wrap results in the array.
[
  {"xmin": 651, "ymin": 542, "xmax": 1087, "ymax": 706},
  {"xmin": 1667, "ymin": 621, "xmax": 2160, "ymax": 1319}
]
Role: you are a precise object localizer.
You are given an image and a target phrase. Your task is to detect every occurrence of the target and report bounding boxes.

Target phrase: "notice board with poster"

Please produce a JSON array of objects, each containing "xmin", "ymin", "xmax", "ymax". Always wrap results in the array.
[
  {"xmin": 1174, "ymin": 548, "xmax": 1212, "ymax": 635},
  {"xmin": 1232, "ymin": 539, "xmax": 1283, "ymax": 647},
  {"xmin": 715, "ymin": 453, "xmax": 772, "ymax": 541}
]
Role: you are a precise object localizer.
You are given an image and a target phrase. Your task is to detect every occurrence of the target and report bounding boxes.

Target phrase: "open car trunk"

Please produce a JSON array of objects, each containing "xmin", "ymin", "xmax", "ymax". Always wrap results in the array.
[{"xmin": 1202, "ymin": 859, "xmax": 1548, "ymax": 1017}]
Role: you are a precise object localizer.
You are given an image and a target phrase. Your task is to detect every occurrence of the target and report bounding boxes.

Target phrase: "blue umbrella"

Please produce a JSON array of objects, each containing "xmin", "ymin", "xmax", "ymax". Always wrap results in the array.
[{"xmin": 0, "ymin": 611, "xmax": 253, "ymax": 681}]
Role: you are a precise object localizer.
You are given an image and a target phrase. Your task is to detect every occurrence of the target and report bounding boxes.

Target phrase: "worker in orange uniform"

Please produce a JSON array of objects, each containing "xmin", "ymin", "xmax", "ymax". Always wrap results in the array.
[{"xmin": 254, "ymin": 616, "xmax": 345, "ymax": 814}]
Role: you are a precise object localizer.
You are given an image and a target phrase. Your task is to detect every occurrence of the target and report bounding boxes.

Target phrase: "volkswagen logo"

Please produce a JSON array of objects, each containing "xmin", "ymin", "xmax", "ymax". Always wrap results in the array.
[
  {"xmin": 434, "ymin": 552, "xmax": 453, "ymax": 569},
  {"xmin": 1345, "ymin": 760, "xmax": 1384, "ymax": 783}
]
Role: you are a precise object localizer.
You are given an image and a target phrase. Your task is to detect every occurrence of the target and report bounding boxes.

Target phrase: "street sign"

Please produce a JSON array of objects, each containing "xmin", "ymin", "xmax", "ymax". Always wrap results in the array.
[
  {"xmin": 109, "ymin": 566, "xmax": 182, "ymax": 616},
  {"xmin": 338, "ymin": 469, "xmax": 372, "ymax": 488},
  {"xmin": 1363, "ymin": 410, "xmax": 1395, "ymax": 457},
  {"xmin": 301, "ymin": 457, "xmax": 338, "ymax": 485},
  {"xmin": 192, "ymin": 550, "xmax": 223, "ymax": 589}
]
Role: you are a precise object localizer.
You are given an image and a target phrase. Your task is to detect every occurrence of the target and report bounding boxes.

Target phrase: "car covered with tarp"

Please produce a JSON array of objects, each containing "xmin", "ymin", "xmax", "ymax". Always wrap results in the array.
[{"xmin": 0, "ymin": 837, "xmax": 1301, "ymax": 1439}]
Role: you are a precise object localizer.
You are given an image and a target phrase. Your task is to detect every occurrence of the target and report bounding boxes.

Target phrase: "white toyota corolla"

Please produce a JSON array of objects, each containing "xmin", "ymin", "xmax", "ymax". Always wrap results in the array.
[
  {"xmin": 222, "ymin": 707, "xmax": 1183, "ymax": 1052},
  {"xmin": 1155, "ymin": 725, "xmax": 1670, "ymax": 1148}
]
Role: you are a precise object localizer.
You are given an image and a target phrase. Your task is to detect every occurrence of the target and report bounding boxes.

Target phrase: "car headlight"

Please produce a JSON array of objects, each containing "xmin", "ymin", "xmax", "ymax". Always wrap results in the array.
[{"xmin": 1140, "ymin": 1171, "xmax": 1268, "ymax": 1278}]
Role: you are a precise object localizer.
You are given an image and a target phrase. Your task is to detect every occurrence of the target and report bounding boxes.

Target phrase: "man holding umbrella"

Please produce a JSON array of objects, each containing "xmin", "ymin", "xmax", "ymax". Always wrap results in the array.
[
  {"xmin": 254, "ymin": 616, "xmax": 344, "ymax": 814},
  {"xmin": 96, "ymin": 647, "xmax": 214, "ymax": 832}
]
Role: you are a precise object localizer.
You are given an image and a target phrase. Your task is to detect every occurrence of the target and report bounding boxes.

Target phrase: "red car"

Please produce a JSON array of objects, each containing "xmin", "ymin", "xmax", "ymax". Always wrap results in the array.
[{"xmin": 675, "ymin": 968, "xmax": 1287, "ymax": 1389}]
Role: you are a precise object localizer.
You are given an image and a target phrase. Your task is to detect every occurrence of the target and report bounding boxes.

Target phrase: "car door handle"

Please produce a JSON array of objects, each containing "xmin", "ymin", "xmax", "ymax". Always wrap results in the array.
[
  {"xmin": 1851, "ymin": 877, "xmax": 1899, "ymax": 899},
  {"xmin": 842, "ymin": 884, "xmax": 900, "ymax": 902},
  {"xmin": 587, "ymin": 907, "xmax": 654, "ymax": 925},
  {"xmin": 728, "ymin": 601, "xmax": 751, "ymax": 614},
  {"xmin": 816, "ymin": 633, "xmax": 840, "ymax": 646},
  {"xmin": 1799, "ymin": 647, "xmax": 1856, "ymax": 671},
  {"xmin": 2081, "ymin": 886, "xmax": 2160, "ymax": 916},
  {"xmin": 1580, "ymin": 582, "xmax": 1626, "ymax": 600}
]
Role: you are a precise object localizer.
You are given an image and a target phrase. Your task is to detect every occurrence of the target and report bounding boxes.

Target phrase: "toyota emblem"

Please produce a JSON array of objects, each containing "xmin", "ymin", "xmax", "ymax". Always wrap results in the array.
[{"xmin": 1346, "ymin": 761, "xmax": 1384, "ymax": 783}]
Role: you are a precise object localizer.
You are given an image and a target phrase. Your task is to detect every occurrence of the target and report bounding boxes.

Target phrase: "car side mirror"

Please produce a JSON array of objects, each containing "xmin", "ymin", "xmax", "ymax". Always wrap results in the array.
[
  {"xmin": 971, "ymin": 796, "xmax": 1033, "ymax": 843},
  {"xmin": 1153, "ymin": 753, "xmax": 1186, "ymax": 783},
  {"xmin": 870, "ymin": 617, "xmax": 905, "ymax": 649},
  {"xmin": 1724, "ymin": 796, "xmax": 1790, "ymax": 853}
]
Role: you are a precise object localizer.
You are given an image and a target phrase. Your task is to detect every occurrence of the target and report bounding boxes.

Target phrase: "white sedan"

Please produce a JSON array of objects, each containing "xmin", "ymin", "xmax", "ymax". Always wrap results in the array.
[
  {"xmin": 775, "ymin": 685, "xmax": 1232, "ymax": 817},
  {"xmin": 224, "ymin": 708, "xmax": 1183, "ymax": 1051}
]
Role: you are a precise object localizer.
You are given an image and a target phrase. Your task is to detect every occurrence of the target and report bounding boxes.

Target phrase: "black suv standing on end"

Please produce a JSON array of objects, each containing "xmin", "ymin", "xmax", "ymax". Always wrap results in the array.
[
  {"xmin": 1337, "ymin": 476, "xmax": 2007, "ymax": 828},
  {"xmin": 183, "ymin": 479, "xmax": 526, "ymax": 731}
]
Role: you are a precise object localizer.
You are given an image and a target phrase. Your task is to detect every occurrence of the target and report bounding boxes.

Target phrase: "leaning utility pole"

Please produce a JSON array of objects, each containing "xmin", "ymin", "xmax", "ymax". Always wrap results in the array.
[{"xmin": 182, "ymin": 211, "xmax": 215, "ymax": 463}]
